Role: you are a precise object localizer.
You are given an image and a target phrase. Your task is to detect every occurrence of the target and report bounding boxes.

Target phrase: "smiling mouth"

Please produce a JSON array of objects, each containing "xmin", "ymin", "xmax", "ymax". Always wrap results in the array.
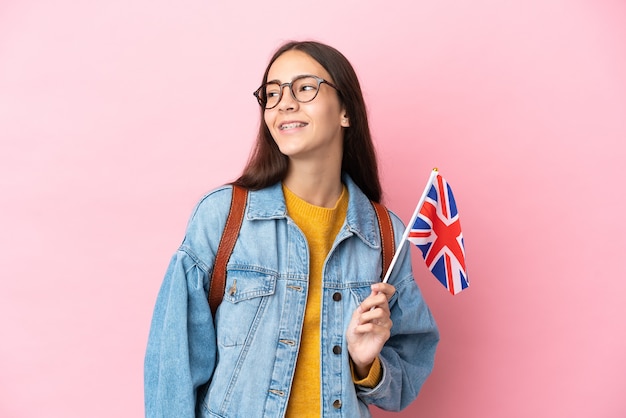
[{"xmin": 279, "ymin": 122, "xmax": 308, "ymax": 130}]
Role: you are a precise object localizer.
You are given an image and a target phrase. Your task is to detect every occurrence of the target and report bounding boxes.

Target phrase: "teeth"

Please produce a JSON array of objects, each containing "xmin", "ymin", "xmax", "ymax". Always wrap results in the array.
[{"xmin": 280, "ymin": 122, "xmax": 306, "ymax": 130}]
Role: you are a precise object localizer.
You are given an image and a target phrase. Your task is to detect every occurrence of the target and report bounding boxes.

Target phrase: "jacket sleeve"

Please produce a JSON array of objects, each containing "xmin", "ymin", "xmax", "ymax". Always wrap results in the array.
[
  {"xmin": 355, "ymin": 215, "xmax": 440, "ymax": 411},
  {"xmin": 144, "ymin": 187, "xmax": 231, "ymax": 417},
  {"xmin": 144, "ymin": 248, "xmax": 216, "ymax": 418}
]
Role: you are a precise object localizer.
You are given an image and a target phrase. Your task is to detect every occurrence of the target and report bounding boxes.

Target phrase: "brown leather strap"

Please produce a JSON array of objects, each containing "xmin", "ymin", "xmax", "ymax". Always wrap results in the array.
[
  {"xmin": 371, "ymin": 201, "xmax": 395, "ymax": 280},
  {"xmin": 208, "ymin": 185, "xmax": 248, "ymax": 317}
]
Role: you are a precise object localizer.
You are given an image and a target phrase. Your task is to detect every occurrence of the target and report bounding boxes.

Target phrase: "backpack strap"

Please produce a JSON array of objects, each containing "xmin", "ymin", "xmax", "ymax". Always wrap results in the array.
[
  {"xmin": 371, "ymin": 201, "xmax": 395, "ymax": 280},
  {"xmin": 208, "ymin": 184, "xmax": 248, "ymax": 317}
]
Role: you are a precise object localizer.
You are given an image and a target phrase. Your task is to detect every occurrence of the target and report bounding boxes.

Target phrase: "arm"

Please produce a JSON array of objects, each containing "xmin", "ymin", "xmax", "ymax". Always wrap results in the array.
[
  {"xmin": 351, "ymin": 210, "xmax": 440, "ymax": 411},
  {"xmin": 144, "ymin": 187, "xmax": 233, "ymax": 417},
  {"xmin": 355, "ymin": 246, "xmax": 439, "ymax": 411},
  {"xmin": 144, "ymin": 248, "xmax": 216, "ymax": 418}
]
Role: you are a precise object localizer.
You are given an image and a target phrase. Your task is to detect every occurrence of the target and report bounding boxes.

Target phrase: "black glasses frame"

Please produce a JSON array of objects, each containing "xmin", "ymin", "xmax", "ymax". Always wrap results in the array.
[{"xmin": 253, "ymin": 75, "xmax": 339, "ymax": 109}]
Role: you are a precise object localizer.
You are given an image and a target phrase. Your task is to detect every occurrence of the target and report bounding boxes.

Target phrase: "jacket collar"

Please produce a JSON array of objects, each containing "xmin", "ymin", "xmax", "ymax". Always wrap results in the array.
[{"xmin": 245, "ymin": 174, "xmax": 381, "ymax": 249}]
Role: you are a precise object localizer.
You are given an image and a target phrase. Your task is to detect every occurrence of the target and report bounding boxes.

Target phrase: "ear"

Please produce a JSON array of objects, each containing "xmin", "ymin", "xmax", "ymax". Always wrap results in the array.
[{"xmin": 341, "ymin": 113, "xmax": 350, "ymax": 128}]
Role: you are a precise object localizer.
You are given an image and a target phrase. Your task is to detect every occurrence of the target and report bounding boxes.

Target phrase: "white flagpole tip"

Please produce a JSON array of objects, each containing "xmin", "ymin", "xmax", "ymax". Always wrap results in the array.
[{"xmin": 432, "ymin": 167, "xmax": 438, "ymax": 172}]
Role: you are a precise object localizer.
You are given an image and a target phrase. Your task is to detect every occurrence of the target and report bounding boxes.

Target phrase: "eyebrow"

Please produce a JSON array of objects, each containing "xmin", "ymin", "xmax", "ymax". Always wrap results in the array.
[{"xmin": 265, "ymin": 74, "xmax": 318, "ymax": 84}]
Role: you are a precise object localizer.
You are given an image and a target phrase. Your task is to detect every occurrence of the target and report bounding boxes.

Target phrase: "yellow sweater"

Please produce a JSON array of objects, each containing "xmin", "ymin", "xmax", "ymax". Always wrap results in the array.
[{"xmin": 283, "ymin": 185, "xmax": 381, "ymax": 417}]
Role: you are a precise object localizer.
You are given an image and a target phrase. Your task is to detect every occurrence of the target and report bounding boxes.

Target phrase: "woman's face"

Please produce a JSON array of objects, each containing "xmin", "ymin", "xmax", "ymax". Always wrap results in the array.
[{"xmin": 263, "ymin": 50, "xmax": 349, "ymax": 164}]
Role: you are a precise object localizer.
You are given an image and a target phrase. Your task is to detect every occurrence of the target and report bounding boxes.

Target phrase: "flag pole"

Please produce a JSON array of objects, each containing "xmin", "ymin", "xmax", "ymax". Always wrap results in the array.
[{"xmin": 382, "ymin": 168, "xmax": 439, "ymax": 283}]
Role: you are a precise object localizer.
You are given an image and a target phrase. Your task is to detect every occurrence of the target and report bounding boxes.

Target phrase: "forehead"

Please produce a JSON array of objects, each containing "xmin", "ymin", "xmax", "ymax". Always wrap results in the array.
[{"xmin": 267, "ymin": 50, "xmax": 332, "ymax": 83}]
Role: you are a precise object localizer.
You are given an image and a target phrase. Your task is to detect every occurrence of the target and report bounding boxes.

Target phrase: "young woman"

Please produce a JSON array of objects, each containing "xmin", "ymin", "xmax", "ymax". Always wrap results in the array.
[{"xmin": 144, "ymin": 40, "xmax": 439, "ymax": 418}]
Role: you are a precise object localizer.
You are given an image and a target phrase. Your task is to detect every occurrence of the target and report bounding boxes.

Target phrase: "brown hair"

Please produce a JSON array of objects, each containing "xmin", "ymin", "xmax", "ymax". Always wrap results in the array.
[{"xmin": 233, "ymin": 40, "xmax": 382, "ymax": 202}]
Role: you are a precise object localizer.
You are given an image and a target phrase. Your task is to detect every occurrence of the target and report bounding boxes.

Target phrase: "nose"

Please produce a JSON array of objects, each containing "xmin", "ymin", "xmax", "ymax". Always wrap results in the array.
[{"xmin": 277, "ymin": 84, "xmax": 298, "ymax": 111}]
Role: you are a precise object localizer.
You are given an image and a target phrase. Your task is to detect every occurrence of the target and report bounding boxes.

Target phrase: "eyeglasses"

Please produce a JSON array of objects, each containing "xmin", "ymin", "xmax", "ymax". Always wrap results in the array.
[{"xmin": 253, "ymin": 75, "xmax": 339, "ymax": 109}]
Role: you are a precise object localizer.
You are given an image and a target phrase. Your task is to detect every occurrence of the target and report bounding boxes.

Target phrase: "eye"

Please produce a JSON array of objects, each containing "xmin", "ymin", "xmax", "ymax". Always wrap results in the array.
[
  {"xmin": 265, "ymin": 84, "xmax": 280, "ymax": 97},
  {"xmin": 298, "ymin": 82, "xmax": 318, "ymax": 92}
]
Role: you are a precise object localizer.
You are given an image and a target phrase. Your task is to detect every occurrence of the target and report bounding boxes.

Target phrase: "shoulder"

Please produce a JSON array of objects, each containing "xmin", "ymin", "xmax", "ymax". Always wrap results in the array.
[
  {"xmin": 181, "ymin": 185, "xmax": 237, "ymax": 244},
  {"xmin": 189, "ymin": 185, "xmax": 234, "ymax": 221},
  {"xmin": 366, "ymin": 196, "xmax": 407, "ymax": 240},
  {"xmin": 385, "ymin": 207, "xmax": 407, "ymax": 235}
]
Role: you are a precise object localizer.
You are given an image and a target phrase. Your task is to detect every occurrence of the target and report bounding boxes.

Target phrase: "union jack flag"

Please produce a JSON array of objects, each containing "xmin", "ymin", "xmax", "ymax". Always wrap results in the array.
[{"xmin": 408, "ymin": 174, "xmax": 469, "ymax": 295}]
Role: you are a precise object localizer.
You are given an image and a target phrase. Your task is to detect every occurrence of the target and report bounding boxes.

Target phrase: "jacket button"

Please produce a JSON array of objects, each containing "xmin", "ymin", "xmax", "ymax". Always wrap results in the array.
[
  {"xmin": 333, "ymin": 399, "xmax": 342, "ymax": 409},
  {"xmin": 333, "ymin": 345, "xmax": 342, "ymax": 355},
  {"xmin": 332, "ymin": 292, "xmax": 341, "ymax": 301}
]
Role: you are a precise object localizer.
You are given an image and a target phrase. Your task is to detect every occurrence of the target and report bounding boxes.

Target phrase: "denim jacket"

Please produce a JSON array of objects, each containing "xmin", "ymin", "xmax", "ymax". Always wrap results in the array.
[{"xmin": 144, "ymin": 175, "xmax": 439, "ymax": 418}]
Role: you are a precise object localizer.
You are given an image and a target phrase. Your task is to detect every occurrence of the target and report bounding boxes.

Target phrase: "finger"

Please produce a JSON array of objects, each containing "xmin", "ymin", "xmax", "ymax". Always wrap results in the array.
[
  {"xmin": 358, "ymin": 305, "xmax": 391, "ymax": 326},
  {"xmin": 353, "ymin": 319, "xmax": 393, "ymax": 336},
  {"xmin": 362, "ymin": 293, "xmax": 389, "ymax": 313},
  {"xmin": 371, "ymin": 283, "xmax": 395, "ymax": 300}
]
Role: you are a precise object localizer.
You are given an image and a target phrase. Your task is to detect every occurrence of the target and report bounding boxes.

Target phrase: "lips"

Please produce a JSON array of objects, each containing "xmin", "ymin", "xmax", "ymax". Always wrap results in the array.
[{"xmin": 278, "ymin": 121, "xmax": 308, "ymax": 130}]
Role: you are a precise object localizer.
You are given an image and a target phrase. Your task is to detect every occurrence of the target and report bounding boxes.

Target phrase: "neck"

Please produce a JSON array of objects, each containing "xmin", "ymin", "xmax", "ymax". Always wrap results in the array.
[{"xmin": 283, "ymin": 161, "xmax": 343, "ymax": 208}]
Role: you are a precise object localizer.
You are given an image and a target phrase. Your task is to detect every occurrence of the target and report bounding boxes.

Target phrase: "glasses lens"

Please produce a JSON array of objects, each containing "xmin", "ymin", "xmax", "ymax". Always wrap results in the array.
[
  {"xmin": 262, "ymin": 82, "xmax": 281, "ymax": 108},
  {"xmin": 292, "ymin": 77, "xmax": 320, "ymax": 103}
]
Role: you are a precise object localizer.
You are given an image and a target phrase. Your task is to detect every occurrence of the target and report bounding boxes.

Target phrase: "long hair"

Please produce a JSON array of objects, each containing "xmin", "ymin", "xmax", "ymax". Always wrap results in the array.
[{"xmin": 233, "ymin": 41, "xmax": 382, "ymax": 203}]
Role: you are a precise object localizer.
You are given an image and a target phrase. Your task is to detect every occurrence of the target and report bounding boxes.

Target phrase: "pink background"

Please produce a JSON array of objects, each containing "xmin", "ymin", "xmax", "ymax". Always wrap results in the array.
[{"xmin": 1, "ymin": 0, "xmax": 625, "ymax": 417}]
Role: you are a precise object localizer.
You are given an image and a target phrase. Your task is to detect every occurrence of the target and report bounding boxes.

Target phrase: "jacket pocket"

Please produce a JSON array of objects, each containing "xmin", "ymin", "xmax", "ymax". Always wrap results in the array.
[
  {"xmin": 216, "ymin": 269, "xmax": 276, "ymax": 347},
  {"xmin": 349, "ymin": 282, "xmax": 399, "ymax": 307},
  {"xmin": 349, "ymin": 284, "xmax": 374, "ymax": 306},
  {"xmin": 222, "ymin": 269, "xmax": 276, "ymax": 303}
]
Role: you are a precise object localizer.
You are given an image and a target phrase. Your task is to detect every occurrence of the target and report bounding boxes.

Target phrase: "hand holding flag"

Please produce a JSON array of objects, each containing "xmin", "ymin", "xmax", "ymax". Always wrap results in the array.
[{"xmin": 382, "ymin": 169, "xmax": 469, "ymax": 295}]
